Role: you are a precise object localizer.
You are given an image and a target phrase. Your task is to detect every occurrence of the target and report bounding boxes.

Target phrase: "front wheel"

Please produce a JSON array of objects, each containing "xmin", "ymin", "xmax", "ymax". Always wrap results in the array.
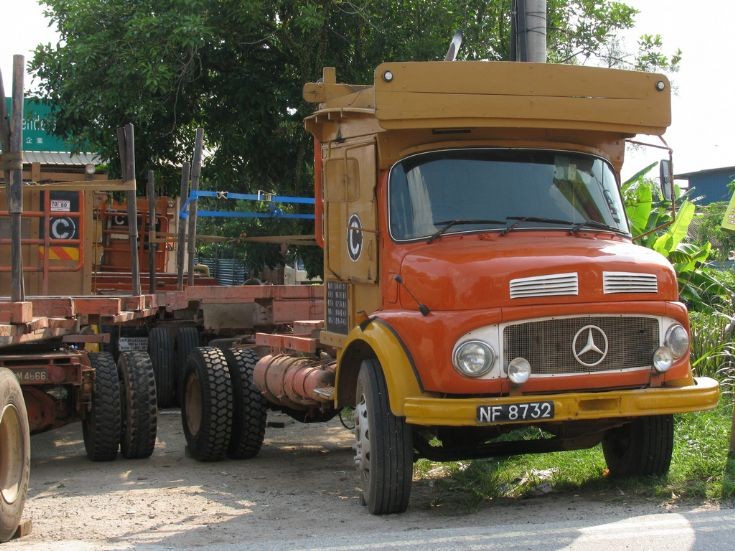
[
  {"xmin": 602, "ymin": 415, "xmax": 674, "ymax": 477},
  {"xmin": 0, "ymin": 368, "xmax": 30, "ymax": 542},
  {"xmin": 354, "ymin": 359, "xmax": 413, "ymax": 515}
]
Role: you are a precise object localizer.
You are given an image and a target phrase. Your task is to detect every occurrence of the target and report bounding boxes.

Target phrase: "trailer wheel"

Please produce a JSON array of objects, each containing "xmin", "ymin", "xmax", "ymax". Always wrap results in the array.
[
  {"xmin": 181, "ymin": 347, "xmax": 232, "ymax": 461},
  {"xmin": 175, "ymin": 327, "xmax": 200, "ymax": 405},
  {"xmin": 223, "ymin": 348, "xmax": 266, "ymax": 459},
  {"xmin": 602, "ymin": 415, "xmax": 674, "ymax": 477},
  {"xmin": 148, "ymin": 327, "xmax": 175, "ymax": 408},
  {"xmin": 83, "ymin": 352, "xmax": 121, "ymax": 461},
  {"xmin": 118, "ymin": 351, "xmax": 158, "ymax": 459},
  {"xmin": 354, "ymin": 359, "xmax": 413, "ymax": 515},
  {"xmin": 0, "ymin": 368, "xmax": 30, "ymax": 542}
]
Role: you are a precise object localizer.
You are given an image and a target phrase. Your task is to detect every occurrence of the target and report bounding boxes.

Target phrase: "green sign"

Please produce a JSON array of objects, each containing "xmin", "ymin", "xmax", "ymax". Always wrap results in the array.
[
  {"xmin": 722, "ymin": 191, "xmax": 735, "ymax": 232},
  {"xmin": 3, "ymin": 98, "xmax": 72, "ymax": 152}
]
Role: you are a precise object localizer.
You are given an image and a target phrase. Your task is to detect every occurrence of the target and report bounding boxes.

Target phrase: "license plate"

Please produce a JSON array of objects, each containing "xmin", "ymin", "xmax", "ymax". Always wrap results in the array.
[
  {"xmin": 477, "ymin": 401, "xmax": 554, "ymax": 423},
  {"xmin": 14, "ymin": 369, "xmax": 49, "ymax": 384},
  {"xmin": 118, "ymin": 337, "xmax": 148, "ymax": 351}
]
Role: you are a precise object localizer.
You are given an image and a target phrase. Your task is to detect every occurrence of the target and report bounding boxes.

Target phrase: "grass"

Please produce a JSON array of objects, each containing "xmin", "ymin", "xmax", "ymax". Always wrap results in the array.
[{"xmin": 414, "ymin": 399, "xmax": 735, "ymax": 511}]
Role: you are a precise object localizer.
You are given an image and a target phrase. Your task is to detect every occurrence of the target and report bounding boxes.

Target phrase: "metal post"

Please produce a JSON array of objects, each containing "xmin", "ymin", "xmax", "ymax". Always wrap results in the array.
[
  {"xmin": 525, "ymin": 0, "xmax": 547, "ymax": 63},
  {"xmin": 117, "ymin": 124, "xmax": 141, "ymax": 296},
  {"xmin": 8, "ymin": 56, "xmax": 25, "ymax": 302},
  {"xmin": 187, "ymin": 129, "xmax": 204, "ymax": 286},
  {"xmin": 176, "ymin": 162, "xmax": 190, "ymax": 290},
  {"xmin": 0, "ymin": 66, "xmax": 9, "ymax": 152},
  {"xmin": 512, "ymin": 0, "xmax": 528, "ymax": 61},
  {"xmin": 147, "ymin": 170, "xmax": 156, "ymax": 294},
  {"xmin": 511, "ymin": 0, "xmax": 546, "ymax": 63}
]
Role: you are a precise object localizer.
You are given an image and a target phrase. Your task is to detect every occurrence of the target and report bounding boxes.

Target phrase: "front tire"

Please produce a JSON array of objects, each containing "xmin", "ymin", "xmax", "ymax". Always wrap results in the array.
[
  {"xmin": 118, "ymin": 351, "xmax": 158, "ymax": 459},
  {"xmin": 602, "ymin": 415, "xmax": 674, "ymax": 476},
  {"xmin": 181, "ymin": 347, "xmax": 233, "ymax": 461},
  {"xmin": 0, "ymin": 368, "xmax": 30, "ymax": 542},
  {"xmin": 354, "ymin": 359, "xmax": 413, "ymax": 515},
  {"xmin": 83, "ymin": 352, "xmax": 121, "ymax": 461}
]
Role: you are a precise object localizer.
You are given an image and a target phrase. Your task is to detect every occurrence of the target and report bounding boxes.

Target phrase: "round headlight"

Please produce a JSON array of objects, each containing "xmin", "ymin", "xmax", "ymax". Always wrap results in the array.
[
  {"xmin": 453, "ymin": 340, "xmax": 495, "ymax": 378},
  {"xmin": 507, "ymin": 357, "xmax": 532, "ymax": 385},
  {"xmin": 665, "ymin": 324, "xmax": 689, "ymax": 359},
  {"xmin": 653, "ymin": 346, "xmax": 674, "ymax": 373}
]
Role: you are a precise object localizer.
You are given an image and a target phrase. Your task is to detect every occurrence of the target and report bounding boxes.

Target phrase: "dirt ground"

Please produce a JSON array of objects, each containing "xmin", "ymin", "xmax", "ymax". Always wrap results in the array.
[{"xmin": 2, "ymin": 409, "xmax": 721, "ymax": 550}]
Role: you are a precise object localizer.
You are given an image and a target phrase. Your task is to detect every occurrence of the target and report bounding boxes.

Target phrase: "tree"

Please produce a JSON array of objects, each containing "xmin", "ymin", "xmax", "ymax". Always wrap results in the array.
[{"xmin": 31, "ymin": 0, "xmax": 680, "ymax": 276}]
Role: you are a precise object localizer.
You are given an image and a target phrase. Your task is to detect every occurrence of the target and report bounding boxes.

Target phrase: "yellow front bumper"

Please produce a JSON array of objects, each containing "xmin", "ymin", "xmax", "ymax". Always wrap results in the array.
[{"xmin": 403, "ymin": 377, "xmax": 720, "ymax": 427}]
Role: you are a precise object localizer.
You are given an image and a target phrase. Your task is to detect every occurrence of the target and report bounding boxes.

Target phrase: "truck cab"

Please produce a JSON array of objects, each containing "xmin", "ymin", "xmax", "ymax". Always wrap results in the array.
[{"xmin": 302, "ymin": 61, "xmax": 719, "ymax": 514}]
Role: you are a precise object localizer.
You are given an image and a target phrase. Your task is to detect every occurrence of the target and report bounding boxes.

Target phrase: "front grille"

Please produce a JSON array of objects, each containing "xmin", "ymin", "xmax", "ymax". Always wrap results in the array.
[{"xmin": 503, "ymin": 316, "xmax": 659, "ymax": 375}]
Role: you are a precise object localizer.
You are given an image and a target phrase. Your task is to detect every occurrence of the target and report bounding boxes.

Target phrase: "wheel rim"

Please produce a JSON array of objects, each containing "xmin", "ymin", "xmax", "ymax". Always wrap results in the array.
[
  {"xmin": 0, "ymin": 403, "xmax": 24, "ymax": 505},
  {"xmin": 354, "ymin": 394, "xmax": 370, "ymax": 485},
  {"xmin": 185, "ymin": 373, "xmax": 203, "ymax": 437}
]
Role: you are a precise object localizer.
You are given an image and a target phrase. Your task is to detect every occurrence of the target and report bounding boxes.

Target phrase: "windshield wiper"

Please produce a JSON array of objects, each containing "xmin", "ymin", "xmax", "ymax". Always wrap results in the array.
[
  {"xmin": 570, "ymin": 220, "xmax": 625, "ymax": 234},
  {"xmin": 427, "ymin": 219, "xmax": 506, "ymax": 244},
  {"xmin": 501, "ymin": 216, "xmax": 577, "ymax": 236}
]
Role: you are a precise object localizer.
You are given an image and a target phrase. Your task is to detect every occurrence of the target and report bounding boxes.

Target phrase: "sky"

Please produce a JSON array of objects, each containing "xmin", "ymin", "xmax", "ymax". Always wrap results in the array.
[{"xmin": 1, "ymin": 0, "xmax": 733, "ymax": 178}]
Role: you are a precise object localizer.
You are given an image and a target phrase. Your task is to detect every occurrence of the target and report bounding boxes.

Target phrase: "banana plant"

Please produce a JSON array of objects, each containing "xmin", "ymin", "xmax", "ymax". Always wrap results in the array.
[{"xmin": 622, "ymin": 164, "xmax": 732, "ymax": 311}]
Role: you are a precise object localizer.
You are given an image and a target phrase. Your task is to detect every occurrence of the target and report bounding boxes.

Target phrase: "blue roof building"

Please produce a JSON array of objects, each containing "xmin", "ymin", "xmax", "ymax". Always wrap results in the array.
[{"xmin": 676, "ymin": 166, "xmax": 735, "ymax": 205}]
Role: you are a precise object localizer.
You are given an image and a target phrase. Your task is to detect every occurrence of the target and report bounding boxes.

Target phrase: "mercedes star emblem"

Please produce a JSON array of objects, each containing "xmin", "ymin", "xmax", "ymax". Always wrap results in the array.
[{"xmin": 572, "ymin": 325, "xmax": 609, "ymax": 367}]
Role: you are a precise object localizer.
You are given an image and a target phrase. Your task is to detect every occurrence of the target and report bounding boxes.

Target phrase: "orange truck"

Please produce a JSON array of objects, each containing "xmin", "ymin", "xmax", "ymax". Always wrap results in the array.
[{"xmin": 180, "ymin": 60, "xmax": 719, "ymax": 515}]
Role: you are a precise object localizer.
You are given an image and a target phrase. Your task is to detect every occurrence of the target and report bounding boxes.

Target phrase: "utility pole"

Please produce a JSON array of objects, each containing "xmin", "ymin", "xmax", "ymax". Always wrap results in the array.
[{"xmin": 510, "ymin": 0, "xmax": 547, "ymax": 63}]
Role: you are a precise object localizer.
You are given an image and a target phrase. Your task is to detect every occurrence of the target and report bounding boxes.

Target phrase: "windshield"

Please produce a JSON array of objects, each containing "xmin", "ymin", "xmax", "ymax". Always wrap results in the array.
[{"xmin": 388, "ymin": 149, "xmax": 629, "ymax": 241}]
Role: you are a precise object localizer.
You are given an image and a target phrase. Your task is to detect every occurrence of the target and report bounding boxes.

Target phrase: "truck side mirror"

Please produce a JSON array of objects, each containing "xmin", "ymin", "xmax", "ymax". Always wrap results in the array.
[{"xmin": 659, "ymin": 159, "xmax": 674, "ymax": 201}]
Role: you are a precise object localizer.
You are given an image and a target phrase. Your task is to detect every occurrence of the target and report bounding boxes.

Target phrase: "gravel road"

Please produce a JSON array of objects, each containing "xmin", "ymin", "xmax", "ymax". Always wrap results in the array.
[{"xmin": 2, "ymin": 409, "xmax": 729, "ymax": 550}]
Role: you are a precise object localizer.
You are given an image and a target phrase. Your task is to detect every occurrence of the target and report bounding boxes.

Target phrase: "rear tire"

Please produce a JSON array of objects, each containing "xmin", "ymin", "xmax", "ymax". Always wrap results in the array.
[
  {"xmin": 175, "ymin": 327, "xmax": 200, "ymax": 405},
  {"xmin": 354, "ymin": 359, "xmax": 413, "ymax": 515},
  {"xmin": 181, "ymin": 347, "xmax": 233, "ymax": 461},
  {"xmin": 602, "ymin": 415, "xmax": 674, "ymax": 477},
  {"xmin": 148, "ymin": 327, "xmax": 175, "ymax": 408},
  {"xmin": 222, "ymin": 348, "xmax": 266, "ymax": 459},
  {"xmin": 118, "ymin": 351, "xmax": 158, "ymax": 459},
  {"xmin": 0, "ymin": 368, "xmax": 30, "ymax": 543},
  {"xmin": 83, "ymin": 352, "xmax": 121, "ymax": 461}
]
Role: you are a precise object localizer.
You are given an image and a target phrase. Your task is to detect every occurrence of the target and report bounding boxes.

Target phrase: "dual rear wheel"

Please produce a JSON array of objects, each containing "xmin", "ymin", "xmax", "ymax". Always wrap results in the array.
[
  {"xmin": 181, "ymin": 346, "xmax": 266, "ymax": 461},
  {"xmin": 83, "ymin": 351, "xmax": 157, "ymax": 461}
]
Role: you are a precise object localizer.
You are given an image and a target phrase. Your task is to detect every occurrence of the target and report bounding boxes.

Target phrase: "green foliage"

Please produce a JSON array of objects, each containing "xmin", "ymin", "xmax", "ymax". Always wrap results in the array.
[
  {"xmin": 635, "ymin": 33, "xmax": 681, "ymax": 73},
  {"xmin": 690, "ymin": 201, "xmax": 735, "ymax": 262},
  {"xmin": 689, "ymin": 309, "xmax": 735, "ymax": 380},
  {"xmin": 622, "ymin": 166, "xmax": 733, "ymax": 312}
]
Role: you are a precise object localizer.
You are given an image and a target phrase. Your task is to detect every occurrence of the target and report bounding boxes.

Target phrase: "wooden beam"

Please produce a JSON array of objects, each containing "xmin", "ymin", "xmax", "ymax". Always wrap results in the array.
[
  {"xmin": 187, "ymin": 129, "xmax": 204, "ymax": 286},
  {"xmin": 9, "ymin": 55, "xmax": 25, "ymax": 302},
  {"xmin": 117, "ymin": 124, "xmax": 141, "ymax": 296},
  {"xmin": 21, "ymin": 179, "xmax": 135, "ymax": 191},
  {"xmin": 147, "ymin": 170, "xmax": 156, "ymax": 294},
  {"xmin": 176, "ymin": 162, "xmax": 190, "ymax": 291}
]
